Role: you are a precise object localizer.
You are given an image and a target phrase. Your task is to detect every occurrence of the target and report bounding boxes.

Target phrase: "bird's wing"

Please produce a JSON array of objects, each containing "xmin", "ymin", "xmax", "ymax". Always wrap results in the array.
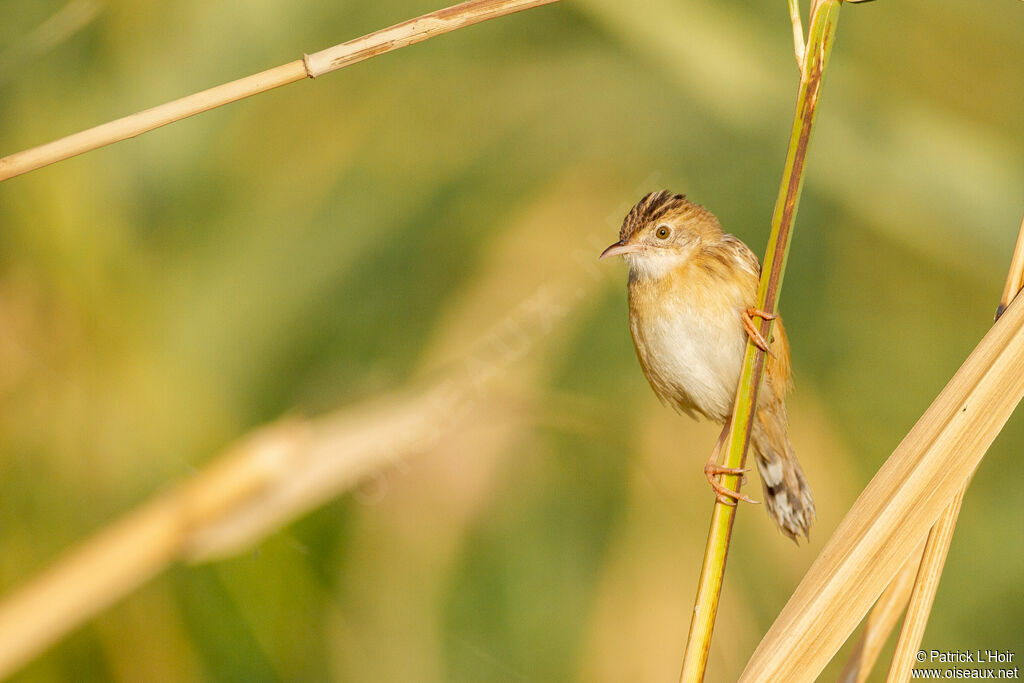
[{"xmin": 766, "ymin": 317, "xmax": 794, "ymax": 397}]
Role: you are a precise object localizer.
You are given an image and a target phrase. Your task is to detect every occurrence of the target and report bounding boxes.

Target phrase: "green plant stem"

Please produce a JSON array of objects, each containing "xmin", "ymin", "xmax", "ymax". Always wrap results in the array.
[{"xmin": 678, "ymin": 2, "xmax": 842, "ymax": 681}]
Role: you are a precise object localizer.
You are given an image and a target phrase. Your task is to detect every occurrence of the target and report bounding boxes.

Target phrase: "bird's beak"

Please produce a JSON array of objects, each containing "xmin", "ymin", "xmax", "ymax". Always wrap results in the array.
[{"xmin": 599, "ymin": 239, "xmax": 641, "ymax": 260}]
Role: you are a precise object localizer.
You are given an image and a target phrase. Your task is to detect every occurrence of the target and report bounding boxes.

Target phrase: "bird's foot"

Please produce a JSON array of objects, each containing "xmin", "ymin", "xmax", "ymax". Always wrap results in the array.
[
  {"xmin": 742, "ymin": 307, "xmax": 777, "ymax": 356},
  {"xmin": 704, "ymin": 459, "xmax": 759, "ymax": 506}
]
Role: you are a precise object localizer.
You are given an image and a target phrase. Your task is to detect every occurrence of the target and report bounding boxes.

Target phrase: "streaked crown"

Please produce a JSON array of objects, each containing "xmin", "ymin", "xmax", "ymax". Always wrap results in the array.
[{"xmin": 619, "ymin": 190, "xmax": 722, "ymax": 242}]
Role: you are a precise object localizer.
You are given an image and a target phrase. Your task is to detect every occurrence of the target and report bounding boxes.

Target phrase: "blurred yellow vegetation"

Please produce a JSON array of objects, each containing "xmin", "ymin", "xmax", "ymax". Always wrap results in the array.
[{"xmin": 0, "ymin": 0, "xmax": 1021, "ymax": 681}]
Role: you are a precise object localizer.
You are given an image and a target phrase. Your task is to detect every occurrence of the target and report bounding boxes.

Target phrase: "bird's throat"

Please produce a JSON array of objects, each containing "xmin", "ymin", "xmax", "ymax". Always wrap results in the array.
[{"xmin": 625, "ymin": 250, "xmax": 690, "ymax": 282}]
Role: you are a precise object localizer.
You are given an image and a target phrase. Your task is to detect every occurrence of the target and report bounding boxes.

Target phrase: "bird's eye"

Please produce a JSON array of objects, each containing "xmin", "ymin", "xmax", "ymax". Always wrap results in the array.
[{"xmin": 655, "ymin": 226, "xmax": 671, "ymax": 239}]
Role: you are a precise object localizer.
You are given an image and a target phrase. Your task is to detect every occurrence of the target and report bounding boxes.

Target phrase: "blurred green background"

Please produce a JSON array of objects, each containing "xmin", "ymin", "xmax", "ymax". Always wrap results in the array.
[{"xmin": 1, "ymin": 0, "xmax": 1022, "ymax": 680}]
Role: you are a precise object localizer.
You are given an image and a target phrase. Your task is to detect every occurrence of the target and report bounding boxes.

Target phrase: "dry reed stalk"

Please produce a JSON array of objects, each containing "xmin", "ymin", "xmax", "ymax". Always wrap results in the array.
[
  {"xmin": 885, "ymin": 212, "xmax": 1024, "ymax": 681},
  {"xmin": 0, "ymin": 175, "xmax": 611, "ymax": 675},
  {"xmin": 996, "ymin": 215, "xmax": 1024, "ymax": 320},
  {"xmin": 0, "ymin": 382, "xmax": 498, "ymax": 675},
  {"xmin": 885, "ymin": 487, "xmax": 966, "ymax": 682},
  {"xmin": 787, "ymin": 0, "xmax": 806, "ymax": 68},
  {"xmin": 0, "ymin": 407, "xmax": 372, "ymax": 676},
  {"xmin": 836, "ymin": 214, "xmax": 1024, "ymax": 682},
  {"xmin": 739, "ymin": 292, "xmax": 1024, "ymax": 681},
  {"xmin": 838, "ymin": 542, "xmax": 926, "ymax": 683},
  {"xmin": 0, "ymin": 383, "xmax": 517, "ymax": 677},
  {"xmin": 0, "ymin": 0, "xmax": 103, "ymax": 85},
  {"xmin": 0, "ymin": 0, "xmax": 559, "ymax": 182},
  {"xmin": 678, "ymin": 2, "xmax": 842, "ymax": 680}
]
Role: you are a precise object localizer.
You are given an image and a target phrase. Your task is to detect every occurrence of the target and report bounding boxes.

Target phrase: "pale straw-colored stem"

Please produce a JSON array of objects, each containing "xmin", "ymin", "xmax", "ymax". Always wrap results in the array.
[
  {"xmin": 0, "ymin": 61, "xmax": 308, "ymax": 182},
  {"xmin": 739, "ymin": 291, "xmax": 1024, "ymax": 681},
  {"xmin": 787, "ymin": 0, "xmax": 806, "ymax": 69},
  {"xmin": 0, "ymin": 175, "xmax": 603, "ymax": 675},
  {"xmin": 838, "ymin": 542, "xmax": 926, "ymax": 683},
  {"xmin": 837, "ymin": 213, "xmax": 1024, "ymax": 683},
  {"xmin": 0, "ymin": 0, "xmax": 103, "ymax": 85},
  {"xmin": 885, "ymin": 212, "xmax": 1024, "ymax": 682},
  {"xmin": 885, "ymin": 487, "xmax": 966, "ymax": 682},
  {"xmin": 0, "ymin": 0, "xmax": 559, "ymax": 182},
  {"xmin": 996, "ymin": 214, "xmax": 1024, "ymax": 320},
  {"xmin": 0, "ymin": 419, "xmax": 298, "ymax": 677},
  {"xmin": 0, "ymin": 388, "xmax": 464, "ymax": 677}
]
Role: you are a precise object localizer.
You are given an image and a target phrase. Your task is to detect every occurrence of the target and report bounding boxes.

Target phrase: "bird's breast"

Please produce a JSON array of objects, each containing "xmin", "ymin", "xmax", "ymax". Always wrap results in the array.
[{"xmin": 628, "ymin": 282, "xmax": 747, "ymax": 421}]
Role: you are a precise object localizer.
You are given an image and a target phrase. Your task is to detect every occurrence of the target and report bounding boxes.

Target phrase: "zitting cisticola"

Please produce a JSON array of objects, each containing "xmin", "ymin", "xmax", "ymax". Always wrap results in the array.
[{"xmin": 601, "ymin": 191, "xmax": 814, "ymax": 541}]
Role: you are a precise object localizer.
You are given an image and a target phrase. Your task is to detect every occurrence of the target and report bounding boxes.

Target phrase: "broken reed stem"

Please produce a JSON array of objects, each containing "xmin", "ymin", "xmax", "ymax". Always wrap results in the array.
[
  {"xmin": 996, "ymin": 215, "xmax": 1024, "ymax": 321},
  {"xmin": 677, "ymin": 3, "xmax": 842, "ymax": 681},
  {"xmin": 0, "ymin": 387, "xmax": 463, "ymax": 678},
  {"xmin": 748, "ymin": 217, "xmax": 1024, "ymax": 681},
  {"xmin": 0, "ymin": 420, "xmax": 303, "ymax": 677},
  {"xmin": 0, "ymin": 0, "xmax": 559, "ymax": 182},
  {"xmin": 886, "ymin": 487, "xmax": 966, "ymax": 682},
  {"xmin": 738, "ymin": 290, "xmax": 1024, "ymax": 681},
  {"xmin": 787, "ymin": 0, "xmax": 806, "ymax": 69},
  {"xmin": 838, "ymin": 542, "xmax": 926, "ymax": 683},
  {"xmin": 885, "ymin": 211, "xmax": 1024, "ymax": 682}
]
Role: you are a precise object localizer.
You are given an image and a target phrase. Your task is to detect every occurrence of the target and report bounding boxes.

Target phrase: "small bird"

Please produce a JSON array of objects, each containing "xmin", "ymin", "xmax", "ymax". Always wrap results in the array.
[{"xmin": 601, "ymin": 191, "xmax": 814, "ymax": 541}]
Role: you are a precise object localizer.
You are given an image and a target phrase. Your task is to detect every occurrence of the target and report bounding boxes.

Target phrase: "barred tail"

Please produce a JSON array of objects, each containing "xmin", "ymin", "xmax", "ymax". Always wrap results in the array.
[{"xmin": 751, "ymin": 402, "xmax": 815, "ymax": 542}]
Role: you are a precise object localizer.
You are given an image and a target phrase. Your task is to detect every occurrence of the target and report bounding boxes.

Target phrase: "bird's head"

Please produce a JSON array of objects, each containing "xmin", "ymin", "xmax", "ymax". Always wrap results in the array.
[{"xmin": 600, "ymin": 190, "xmax": 723, "ymax": 279}]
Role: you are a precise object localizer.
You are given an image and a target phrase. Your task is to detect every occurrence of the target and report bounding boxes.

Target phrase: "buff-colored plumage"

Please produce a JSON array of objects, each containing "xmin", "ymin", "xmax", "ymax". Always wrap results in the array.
[{"xmin": 604, "ymin": 191, "xmax": 814, "ymax": 541}]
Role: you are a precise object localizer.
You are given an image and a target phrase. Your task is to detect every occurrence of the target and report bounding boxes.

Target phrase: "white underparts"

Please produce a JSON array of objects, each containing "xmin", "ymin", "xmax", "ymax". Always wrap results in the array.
[{"xmin": 624, "ymin": 250, "xmax": 688, "ymax": 281}]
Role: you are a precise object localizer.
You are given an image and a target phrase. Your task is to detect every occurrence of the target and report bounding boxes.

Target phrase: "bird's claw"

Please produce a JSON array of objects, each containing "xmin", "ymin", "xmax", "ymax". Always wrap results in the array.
[
  {"xmin": 742, "ymin": 308, "xmax": 777, "ymax": 356},
  {"xmin": 704, "ymin": 460, "xmax": 759, "ymax": 506}
]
